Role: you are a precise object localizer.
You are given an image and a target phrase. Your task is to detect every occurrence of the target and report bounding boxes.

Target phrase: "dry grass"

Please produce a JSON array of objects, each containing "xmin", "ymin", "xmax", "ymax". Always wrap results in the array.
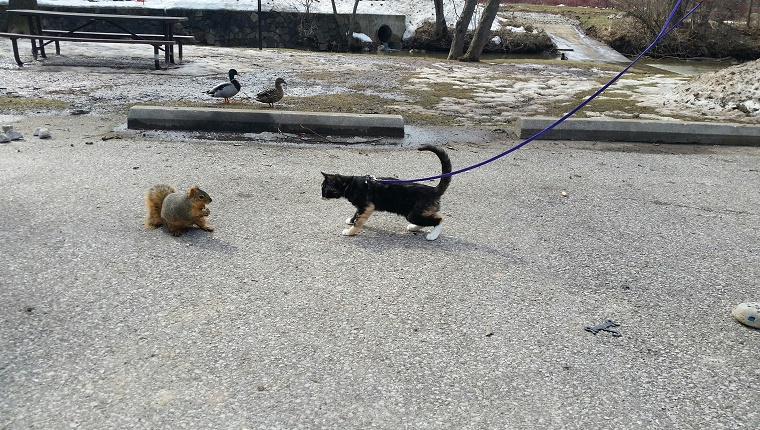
[
  {"xmin": 501, "ymin": 4, "xmax": 623, "ymax": 31},
  {"xmin": 0, "ymin": 96, "xmax": 69, "ymax": 111},
  {"xmin": 287, "ymin": 93, "xmax": 390, "ymax": 114},
  {"xmin": 130, "ymin": 63, "xmax": 681, "ymax": 127},
  {"xmin": 1, "ymin": 55, "xmax": 691, "ymax": 128}
]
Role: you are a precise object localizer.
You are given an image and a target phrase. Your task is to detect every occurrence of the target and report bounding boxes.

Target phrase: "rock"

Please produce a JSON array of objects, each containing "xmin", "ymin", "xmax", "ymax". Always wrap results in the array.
[
  {"xmin": 6, "ymin": 128, "xmax": 23, "ymax": 140},
  {"xmin": 0, "ymin": 125, "xmax": 24, "ymax": 143},
  {"xmin": 0, "ymin": 133, "xmax": 10, "ymax": 143},
  {"xmin": 35, "ymin": 128, "xmax": 52, "ymax": 139},
  {"xmin": 2, "ymin": 126, "xmax": 22, "ymax": 140}
]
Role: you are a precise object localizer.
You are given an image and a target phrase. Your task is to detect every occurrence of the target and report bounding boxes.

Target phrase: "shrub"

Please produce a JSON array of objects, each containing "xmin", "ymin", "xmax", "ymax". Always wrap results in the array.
[{"xmin": 405, "ymin": 21, "xmax": 555, "ymax": 55}]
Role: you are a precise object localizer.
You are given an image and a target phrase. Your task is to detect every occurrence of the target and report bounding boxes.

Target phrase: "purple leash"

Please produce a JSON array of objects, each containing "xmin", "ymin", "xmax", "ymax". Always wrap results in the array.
[{"xmin": 381, "ymin": 0, "xmax": 704, "ymax": 184}]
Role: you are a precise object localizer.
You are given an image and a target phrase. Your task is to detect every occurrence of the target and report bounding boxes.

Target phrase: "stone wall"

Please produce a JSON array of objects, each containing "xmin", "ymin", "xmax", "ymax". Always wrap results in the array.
[
  {"xmin": 0, "ymin": 5, "xmax": 406, "ymax": 51},
  {"xmin": 0, "ymin": 5, "xmax": 8, "ymax": 33}
]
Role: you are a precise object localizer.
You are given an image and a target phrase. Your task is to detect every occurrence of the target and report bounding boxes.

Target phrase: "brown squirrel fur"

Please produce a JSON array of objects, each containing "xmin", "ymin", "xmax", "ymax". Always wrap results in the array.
[{"xmin": 144, "ymin": 184, "xmax": 214, "ymax": 236}]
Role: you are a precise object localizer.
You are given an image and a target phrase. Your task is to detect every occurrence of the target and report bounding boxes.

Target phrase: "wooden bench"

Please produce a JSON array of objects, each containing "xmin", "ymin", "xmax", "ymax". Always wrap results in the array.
[
  {"xmin": 0, "ymin": 32, "xmax": 176, "ymax": 70},
  {"xmin": 41, "ymin": 30, "xmax": 195, "ymax": 62}
]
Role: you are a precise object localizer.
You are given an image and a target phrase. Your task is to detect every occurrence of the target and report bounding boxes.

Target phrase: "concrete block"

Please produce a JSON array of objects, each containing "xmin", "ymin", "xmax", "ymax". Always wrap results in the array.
[
  {"xmin": 518, "ymin": 117, "xmax": 760, "ymax": 146},
  {"xmin": 127, "ymin": 106, "xmax": 405, "ymax": 138}
]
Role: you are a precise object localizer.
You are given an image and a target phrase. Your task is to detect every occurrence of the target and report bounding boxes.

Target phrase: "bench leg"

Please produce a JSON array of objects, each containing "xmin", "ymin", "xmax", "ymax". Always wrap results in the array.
[
  {"xmin": 55, "ymin": 41, "xmax": 60, "ymax": 55},
  {"xmin": 165, "ymin": 23, "xmax": 175, "ymax": 64},
  {"xmin": 177, "ymin": 42, "xmax": 183, "ymax": 63},
  {"xmin": 153, "ymin": 45, "xmax": 160, "ymax": 70},
  {"xmin": 37, "ymin": 39, "xmax": 47, "ymax": 59},
  {"xmin": 10, "ymin": 38, "xmax": 24, "ymax": 66}
]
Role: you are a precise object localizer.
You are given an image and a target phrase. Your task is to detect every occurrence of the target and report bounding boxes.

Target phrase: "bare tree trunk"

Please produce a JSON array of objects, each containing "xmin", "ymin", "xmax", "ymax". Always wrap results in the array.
[
  {"xmin": 447, "ymin": 0, "xmax": 478, "ymax": 60},
  {"xmin": 748, "ymin": 0, "xmax": 755, "ymax": 28},
  {"xmin": 434, "ymin": 0, "xmax": 449, "ymax": 39},
  {"xmin": 330, "ymin": 0, "xmax": 345, "ymax": 50},
  {"xmin": 344, "ymin": 0, "xmax": 361, "ymax": 50},
  {"xmin": 459, "ymin": 0, "xmax": 500, "ymax": 62}
]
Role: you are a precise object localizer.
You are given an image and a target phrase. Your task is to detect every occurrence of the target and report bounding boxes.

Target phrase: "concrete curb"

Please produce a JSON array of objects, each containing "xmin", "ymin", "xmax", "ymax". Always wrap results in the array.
[
  {"xmin": 519, "ymin": 117, "xmax": 760, "ymax": 146},
  {"xmin": 127, "ymin": 106, "xmax": 405, "ymax": 137}
]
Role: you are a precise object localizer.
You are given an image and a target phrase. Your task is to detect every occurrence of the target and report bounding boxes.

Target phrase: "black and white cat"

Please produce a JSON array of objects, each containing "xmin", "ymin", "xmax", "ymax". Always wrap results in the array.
[{"xmin": 321, "ymin": 145, "xmax": 452, "ymax": 240}]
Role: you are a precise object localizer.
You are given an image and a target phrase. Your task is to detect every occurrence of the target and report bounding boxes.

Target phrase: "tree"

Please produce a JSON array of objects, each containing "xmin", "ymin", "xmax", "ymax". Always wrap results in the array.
[
  {"xmin": 345, "ymin": 0, "xmax": 361, "ymax": 49},
  {"xmin": 748, "ymin": 0, "xmax": 755, "ymax": 28},
  {"xmin": 329, "ymin": 0, "xmax": 344, "ymax": 49},
  {"xmin": 612, "ymin": 0, "xmax": 680, "ymax": 35},
  {"xmin": 434, "ymin": 0, "xmax": 449, "ymax": 39},
  {"xmin": 609, "ymin": 0, "xmax": 756, "ymax": 59},
  {"xmin": 459, "ymin": 0, "xmax": 501, "ymax": 62},
  {"xmin": 328, "ymin": 0, "xmax": 361, "ymax": 51},
  {"xmin": 611, "ymin": 0, "xmax": 724, "ymax": 36},
  {"xmin": 447, "ymin": 0, "xmax": 478, "ymax": 60}
]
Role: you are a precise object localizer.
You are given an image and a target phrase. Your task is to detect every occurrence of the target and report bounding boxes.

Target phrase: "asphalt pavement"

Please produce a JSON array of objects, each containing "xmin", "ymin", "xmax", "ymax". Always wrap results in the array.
[{"xmin": 2, "ymin": 117, "xmax": 759, "ymax": 429}]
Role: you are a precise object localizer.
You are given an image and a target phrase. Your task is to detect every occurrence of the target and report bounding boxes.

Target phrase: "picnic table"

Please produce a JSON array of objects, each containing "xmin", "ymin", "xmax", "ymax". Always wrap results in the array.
[{"xmin": 1, "ymin": 9, "xmax": 191, "ymax": 69}]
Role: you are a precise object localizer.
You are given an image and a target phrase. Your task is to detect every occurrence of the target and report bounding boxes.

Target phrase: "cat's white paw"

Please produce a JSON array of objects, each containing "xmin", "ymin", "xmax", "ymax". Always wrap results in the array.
[
  {"xmin": 345, "ymin": 217, "xmax": 354, "ymax": 225},
  {"xmin": 342, "ymin": 228, "xmax": 355, "ymax": 236},
  {"xmin": 407, "ymin": 224, "xmax": 422, "ymax": 232},
  {"xmin": 426, "ymin": 224, "xmax": 442, "ymax": 241}
]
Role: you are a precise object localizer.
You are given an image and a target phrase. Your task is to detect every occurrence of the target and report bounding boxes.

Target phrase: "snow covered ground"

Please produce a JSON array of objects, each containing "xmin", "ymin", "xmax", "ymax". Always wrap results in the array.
[
  {"xmin": 1, "ymin": 1, "xmax": 758, "ymax": 121},
  {"xmin": 663, "ymin": 59, "xmax": 760, "ymax": 118}
]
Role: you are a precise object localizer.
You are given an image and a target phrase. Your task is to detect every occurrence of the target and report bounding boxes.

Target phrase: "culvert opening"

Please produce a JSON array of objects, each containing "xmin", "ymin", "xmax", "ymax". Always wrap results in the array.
[{"xmin": 377, "ymin": 25, "xmax": 392, "ymax": 43}]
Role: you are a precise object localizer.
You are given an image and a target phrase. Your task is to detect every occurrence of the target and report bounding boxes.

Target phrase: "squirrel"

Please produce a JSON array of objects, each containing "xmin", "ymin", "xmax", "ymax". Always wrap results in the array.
[{"xmin": 144, "ymin": 184, "xmax": 214, "ymax": 236}]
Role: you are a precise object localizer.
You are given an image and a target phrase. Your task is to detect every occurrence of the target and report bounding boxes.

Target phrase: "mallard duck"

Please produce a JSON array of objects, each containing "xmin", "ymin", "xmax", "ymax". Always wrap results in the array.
[
  {"xmin": 207, "ymin": 69, "xmax": 241, "ymax": 103},
  {"xmin": 255, "ymin": 77, "xmax": 287, "ymax": 108}
]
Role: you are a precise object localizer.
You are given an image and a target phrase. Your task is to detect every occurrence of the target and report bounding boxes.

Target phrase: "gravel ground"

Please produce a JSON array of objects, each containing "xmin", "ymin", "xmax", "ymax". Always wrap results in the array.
[{"xmin": 2, "ymin": 42, "xmax": 760, "ymax": 429}]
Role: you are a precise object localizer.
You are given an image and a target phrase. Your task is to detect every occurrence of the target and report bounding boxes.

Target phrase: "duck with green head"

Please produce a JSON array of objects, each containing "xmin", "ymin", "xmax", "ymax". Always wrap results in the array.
[{"xmin": 207, "ymin": 69, "xmax": 241, "ymax": 103}]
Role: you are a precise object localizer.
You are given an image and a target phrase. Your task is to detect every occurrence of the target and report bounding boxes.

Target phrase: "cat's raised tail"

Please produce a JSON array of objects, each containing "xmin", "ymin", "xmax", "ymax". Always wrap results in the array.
[{"xmin": 418, "ymin": 144, "xmax": 452, "ymax": 195}]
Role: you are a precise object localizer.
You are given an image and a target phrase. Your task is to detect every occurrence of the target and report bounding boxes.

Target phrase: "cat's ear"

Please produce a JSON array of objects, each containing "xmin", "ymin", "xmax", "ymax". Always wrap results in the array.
[{"xmin": 321, "ymin": 172, "xmax": 329, "ymax": 177}]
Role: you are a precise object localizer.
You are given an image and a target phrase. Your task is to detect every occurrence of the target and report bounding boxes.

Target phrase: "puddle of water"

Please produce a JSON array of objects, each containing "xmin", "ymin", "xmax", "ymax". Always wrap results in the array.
[
  {"xmin": 401, "ymin": 125, "xmax": 508, "ymax": 148},
  {"xmin": 638, "ymin": 58, "xmax": 737, "ymax": 76}
]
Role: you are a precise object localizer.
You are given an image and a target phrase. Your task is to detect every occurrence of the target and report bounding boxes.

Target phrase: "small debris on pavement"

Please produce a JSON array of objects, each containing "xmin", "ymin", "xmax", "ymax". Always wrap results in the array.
[{"xmin": 585, "ymin": 319, "xmax": 621, "ymax": 337}]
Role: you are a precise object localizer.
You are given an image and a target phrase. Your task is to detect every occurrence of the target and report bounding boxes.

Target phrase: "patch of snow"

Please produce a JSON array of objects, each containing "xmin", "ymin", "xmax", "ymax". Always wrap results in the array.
[
  {"xmin": 495, "ymin": 17, "xmax": 528, "ymax": 33},
  {"xmin": 655, "ymin": 58, "xmax": 760, "ymax": 120},
  {"xmin": 352, "ymin": 32, "xmax": 373, "ymax": 43}
]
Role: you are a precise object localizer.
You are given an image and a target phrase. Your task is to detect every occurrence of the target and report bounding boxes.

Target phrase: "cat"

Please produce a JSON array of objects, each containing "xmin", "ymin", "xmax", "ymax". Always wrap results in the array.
[{"xmin": 321, "ymin": 144, "xmax": 452, "ymax": 241}]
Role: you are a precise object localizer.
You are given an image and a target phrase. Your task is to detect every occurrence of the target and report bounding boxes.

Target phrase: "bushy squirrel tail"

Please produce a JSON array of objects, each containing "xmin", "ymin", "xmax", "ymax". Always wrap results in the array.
[{"xmin": 144, "ymin": 184, "xmax": 177, "ymax": 229}]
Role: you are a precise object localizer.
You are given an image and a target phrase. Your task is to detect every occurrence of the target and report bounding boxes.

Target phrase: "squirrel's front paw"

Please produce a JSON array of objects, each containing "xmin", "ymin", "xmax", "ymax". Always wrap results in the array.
[{"xmin": 201, "ymin": 208, "xmax": 211, "ymax": 216}]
